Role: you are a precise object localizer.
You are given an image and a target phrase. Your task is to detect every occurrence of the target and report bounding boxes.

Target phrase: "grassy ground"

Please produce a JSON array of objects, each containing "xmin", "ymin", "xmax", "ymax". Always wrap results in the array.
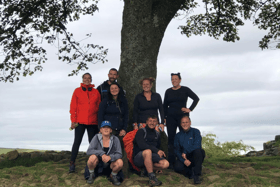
[
  {"xmin": 0, "ymin": 148, "xmax": 46, "ymax": 155},
  {"xmin": 0, "ymin": 154, "xmax": 279, "ymax": 187}
]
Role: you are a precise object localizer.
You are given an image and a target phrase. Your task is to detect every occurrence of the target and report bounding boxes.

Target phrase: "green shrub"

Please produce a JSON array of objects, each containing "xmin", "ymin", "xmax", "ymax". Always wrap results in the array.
[{"xmin": 202, "ymin": 133, "xmax": 255, "ymax": 158}]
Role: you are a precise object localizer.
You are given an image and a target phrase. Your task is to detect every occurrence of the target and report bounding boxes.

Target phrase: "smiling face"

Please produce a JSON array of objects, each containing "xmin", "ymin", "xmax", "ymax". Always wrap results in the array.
[
  {"xmin": 108, "ymin": 70, "xmax": 119, "ymax": 84},
  {"xmin": 180, "ymin": 116, "xmax": 191, "ymax": 131},
  {"xmin": 82, "ymin": 74, "xmax": 92, "ymax": 85},
  {"xmin": 142, "ymin": 80, "xmax": 152, "ymax": 92},
  {"xmin": 171, "ymin": 75, "xmax": 181, "ymax": 87},
  {"xmin": 100, "ymin": 126, "xmax": 112, "ymax": 136},
  {"xmin": 146, "ymin": 117, "xmax": 157, "ymax": 129},
  {"xmin": 110, "ymin": 84, "xmax": 120, "ymax": 97}
]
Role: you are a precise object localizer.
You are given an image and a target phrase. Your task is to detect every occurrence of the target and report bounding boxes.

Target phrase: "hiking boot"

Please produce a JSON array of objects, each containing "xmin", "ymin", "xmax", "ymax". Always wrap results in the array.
[
  {"xmin": 149, "ymin": 174, "xmax": 162, "ymax": 186},
  {"xmin": 69, "ymin": 161, "xmax": 75, "ymax": 173},
  {"xmin": 194, "ymin": 175, "xmax": 201, "ymax": 184},
  {"xmin": 109, "ymin": 174, "xmax": 121, "ymax": 186},
  {"xmin": 140, "ymin": 168, "xmax": 148, "ymax": 177},
  {"xmin": 87, "ymin": 172, "xmax": 95, "ymax": 184}
]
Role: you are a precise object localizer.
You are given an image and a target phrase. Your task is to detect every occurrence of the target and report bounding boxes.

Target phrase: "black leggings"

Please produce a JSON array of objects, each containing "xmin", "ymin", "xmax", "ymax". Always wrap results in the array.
[
  {"xmin": 70, "ymin": 124, "xmax": 99, "ymax": 162},
  {"xmin": 166, "ymin": 114, "xmax": 184, "ymax": 164},
  {"xmin": 174, "ymin": 149, "xmax": 205, "ymax": 176}
]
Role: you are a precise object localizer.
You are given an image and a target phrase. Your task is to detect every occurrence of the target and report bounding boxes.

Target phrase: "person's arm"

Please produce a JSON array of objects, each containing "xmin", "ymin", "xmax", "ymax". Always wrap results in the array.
[
  {"xmin": 92, "ymin": 89, "xmax": 101, "ymax": 114},
  {"xmin": 86, "ymin": 135, "xmax": 106, "ymax": 156},
  {"xmin": 187, "ymin": 87, "xmax": 200, "ymax": 111},
  {"xmin": 108, "ymin": 136, "xmax": 122, "ymax": 162},
  {"xmin": 121, "ymin": 97, "xmax": 129, "ymax": 131},
  {"xmin": 97, "ymin": 85, "xmax": 101, "ymax": 95},
  {"xmin": 174, "ymin": 133, "xmax": 185, "ymax": 163},
  {"xmin": 163, "ymin": 90, "xmax": 169, "ymax": 119},
  {"xmin": 98, "ymin": 99, "xmax": 107, "ymax": 128},
  {"xmin": 157, "ymin": 93, "xmax": 165, "ymax": 125},
  {"xmin": 70, "ymin": 89, "xmax": 78, "ymax": 123},
  {"xmin": 133, "ymin": 95, "xmax": 139, "ymax": 123},
  {"xmin": 135, "ymin": 129, "xmax": 158, "ymax": 153}
]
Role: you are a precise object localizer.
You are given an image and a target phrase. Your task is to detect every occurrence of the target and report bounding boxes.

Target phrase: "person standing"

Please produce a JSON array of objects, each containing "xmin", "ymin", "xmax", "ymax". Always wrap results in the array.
[
  {"xmin": 97, "ymin": 68, "xmax": 125, "ymax": 100},
  {"xmin": 69, "ymin": 73, "xmax": 101, "ymax": 173},
  {"xmin": 163, "ymin": 73, "xmax": 199, "ymax": 169},
  {"xmin": 174, "ymin": 116, "xmax": 205, "ymax": 184}
]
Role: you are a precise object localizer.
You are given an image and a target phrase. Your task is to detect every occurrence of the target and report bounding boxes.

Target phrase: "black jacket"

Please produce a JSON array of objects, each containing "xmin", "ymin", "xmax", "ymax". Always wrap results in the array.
[
  {"xmin": 97, "ymin": 80, "xmax": 125, "ymax": 100},
  {"xmin": 98, "ymin": 96, "xmax": 129, "ymax": 131}
]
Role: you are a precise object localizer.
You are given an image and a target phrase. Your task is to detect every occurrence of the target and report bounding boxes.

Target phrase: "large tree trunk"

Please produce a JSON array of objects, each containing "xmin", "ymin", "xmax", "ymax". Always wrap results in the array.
[{"xmin": 118, "ymin": 0, "xmax": 184, "ymax": 130}]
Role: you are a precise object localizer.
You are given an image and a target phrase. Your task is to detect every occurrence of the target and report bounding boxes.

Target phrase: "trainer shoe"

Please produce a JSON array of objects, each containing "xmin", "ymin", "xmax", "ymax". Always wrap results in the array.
[
  {"xmin": 69, "ymin": 161, "xmax": 75, "ymax": 173},
  {"xmin": 148, "ymin": 173, "xmax": 162, "ymax": 186},
  {"xmin": 109, "ymin": 174, "xmax": 121, "ymax": 186},
  {"xmin": 87, "ymin": 172, "xmax": 95, "ymax": 184}
]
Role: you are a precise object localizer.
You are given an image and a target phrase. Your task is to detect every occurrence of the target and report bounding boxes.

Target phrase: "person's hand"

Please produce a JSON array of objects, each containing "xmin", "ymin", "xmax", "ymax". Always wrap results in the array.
[
  {"xmin": 119, "ymin": 130, "xmax": 126, "ymax": 136},
  {"xmin": 155, "ymin": 125, "xmax": 160, "ymax": 132},
  {"xmin": 159, "ymin": 124, "xmax": 165, "ymax": 131},
  {"xmin": 182, "ymin": 153, "xmax": 187, "ymax": 160},
  {"xmin": 184, "ymin": 159, "xmax": 191, "ymax": 167},
  {"xmin": 157, "ymin": 150, "xmax": 166, "ymax": 158},
  {"xmin": 133, "ymin": 123, "xmax": 139, "ymax": 130},
  {"xmin": 181, "ymin": 107, "xmax": 191, "ymax": 113},
  {"xmin": 102, "ymin": 154, "xmax": 111, "ymax": 163},
  {"xmin": 164, "ymin": 119, "xmax": 166, "ymax": 124},
  {"xmin": 71, "ymin": 122, "xmax": 78, "ymax": 129}
]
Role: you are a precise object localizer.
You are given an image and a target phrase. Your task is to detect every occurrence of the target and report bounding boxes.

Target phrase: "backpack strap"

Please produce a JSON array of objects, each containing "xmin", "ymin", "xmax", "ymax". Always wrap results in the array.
[{"xmin": 142, "ymin": 128, "xmax": 159, "ymax": 140}]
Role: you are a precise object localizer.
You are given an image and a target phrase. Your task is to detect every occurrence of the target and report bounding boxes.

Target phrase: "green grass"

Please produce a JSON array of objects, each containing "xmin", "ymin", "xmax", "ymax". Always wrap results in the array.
[
  {"xmin": 0, "ymin": 172, "xmax": 10, "ymax": 179},
  {"xmin": 169, "ymin": 175, "xmax": 180, "ymax": 184},
  {"xmin": 234, "ymin": 173, "xmax": 244, "ymax": 179},
  {"xmin": 249, "ymin": 176, "xmax": 270, "ymax": 185},
  {"xmin": 0, "ymin": 157, "xmax": 45, "ymax": 169},
  {"xmin": 0, "ymin": 148, "xmax": 45, "ymax": 155},
  {"xmin": 157, "ymin": 175, "xmax": 167, "ymax": 183}
]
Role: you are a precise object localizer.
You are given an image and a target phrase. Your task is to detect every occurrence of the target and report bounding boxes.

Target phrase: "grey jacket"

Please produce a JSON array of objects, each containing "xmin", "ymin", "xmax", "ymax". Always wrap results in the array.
[{"xmin": 86, "ymin": 134, "xmax": 122, "ymax": 162}]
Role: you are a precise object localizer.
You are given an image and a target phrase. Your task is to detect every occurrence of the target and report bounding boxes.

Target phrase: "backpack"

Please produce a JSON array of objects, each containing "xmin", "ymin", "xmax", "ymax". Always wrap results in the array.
[{"xmin": 123, "ymin": 127, "xmax": 159, "ymax": 172}]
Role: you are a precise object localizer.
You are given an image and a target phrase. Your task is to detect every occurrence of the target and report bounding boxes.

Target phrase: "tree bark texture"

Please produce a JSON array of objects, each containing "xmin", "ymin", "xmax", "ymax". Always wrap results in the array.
[{"xmin": 118, "ymin": 0, "xmax": 184, "ymax": 130}]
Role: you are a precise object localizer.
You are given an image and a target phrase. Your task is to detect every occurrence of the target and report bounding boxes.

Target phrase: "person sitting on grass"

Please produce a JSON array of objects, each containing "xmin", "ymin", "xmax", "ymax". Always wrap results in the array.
[
  {"xmin": 174, "ymin": 116, "xmax": 205, "ymax": 184},
  {"xmin": 133, "ymin": 115, "xmax": 169, "ymax": 186},
  {"xmin": 86, "ymin": 121, "xmax": 123, "ymax": 186}
]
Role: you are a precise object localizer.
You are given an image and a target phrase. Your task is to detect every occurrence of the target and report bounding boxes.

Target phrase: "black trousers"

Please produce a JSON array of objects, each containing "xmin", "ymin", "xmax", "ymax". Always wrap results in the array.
[
  {"xmin": 70, "ymin": 124, "xmax": 99, "ymax": 162},
  {"xmin": 174, "ymin": 148, "xmax": 205, "ymax": 176},
  {"xmin": 166, "ymin": 114, "xmax": 184, "ymax": 164}
]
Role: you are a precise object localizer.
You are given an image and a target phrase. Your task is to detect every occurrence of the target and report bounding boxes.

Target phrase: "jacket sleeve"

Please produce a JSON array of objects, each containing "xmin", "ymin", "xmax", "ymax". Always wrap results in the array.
[
  {"xmin": 174, "ymin": 133, "xmax": 185, "ymax": 163},
  {"xmin": 70, "ymin": 89, "xmax": 78, "ymax": 123},
  {"xmin": 184, "ymin": 129, "xmax": 202, "ymax": 156},
  {"xmin": 97, "ymin": 85, "xmax": 101, "ymax": 95},
  {"xmin": 98, "ymin": 99, "xmax": 107, "ymax": 128},
  {"xmin": 187, "ymin": 88, "xmax": 200, "ymax": 111},
  {"xmin": 108, "ymin": 136, "xmax": 122, "ymax": 162},
  {"xmin": 157, "ymin": 93, "xmax": 165, "ymax": 124},
  {"xmin": 92, "ymin": 89, "xmax": 101, "ymax": 114},
  {"xmin": 87, "ymin": 135, "xmax": 106, "ymax": 156},
  {"xmin": 121, "ymin": 97, "xmax": 129, "ymax": 131},
  {"xmin": 133, "ymin": 95, "xmax": 139, "ymax": 123},
  {"xmin": 135, "ymin": 129, "xmax": 158, "ymax": 153},
  {"xmin": 163, "ymin": 90, "xmax": 169, "ymax": 119}
]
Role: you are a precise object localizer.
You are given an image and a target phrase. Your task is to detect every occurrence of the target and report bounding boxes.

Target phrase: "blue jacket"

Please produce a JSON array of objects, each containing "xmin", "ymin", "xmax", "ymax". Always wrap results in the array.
[
  {"xmin": 174, "ymin": 127, "xmax": 202, "ymax": 163},
  {"xmin": 98, "ymin": 96, "xmax": 129, "ymax": 131}
]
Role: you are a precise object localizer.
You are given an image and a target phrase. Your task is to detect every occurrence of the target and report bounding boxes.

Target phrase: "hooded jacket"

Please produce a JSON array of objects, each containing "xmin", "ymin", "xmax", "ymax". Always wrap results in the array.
[
  {"xmin": 86, "ymin": 133, "xmax": 122, "ymax": 162},
  {"xmin": 70, "ymin": 83, "xmax": 101, "ymax": 125},
  {"xmin": 97, "ymin": 80, "xmax": 125, "ymax": 101}
]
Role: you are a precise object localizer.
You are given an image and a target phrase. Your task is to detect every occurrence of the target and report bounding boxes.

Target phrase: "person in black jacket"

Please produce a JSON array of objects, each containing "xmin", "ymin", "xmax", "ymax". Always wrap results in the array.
[
  {"xmin": 163, "ymin": 73, "xmax": 200, "ymax": 169},
  {"xmin": 133, "ymin": 115, "xmax": 169, "ymax": 186},
  {"xmin": 174, "ymin": 116, "xmax": 205, "ymax": 184},
  {"xmin": 98, "ymin": 83, "xmax": 128, "ymax": 137},
  {"xmin": 97, "ymin": 68, "xmax": 125, "ymax": 100},
  {"xmin": 133, "ymin": 77, "xmax": 165, "ymax": 131}
]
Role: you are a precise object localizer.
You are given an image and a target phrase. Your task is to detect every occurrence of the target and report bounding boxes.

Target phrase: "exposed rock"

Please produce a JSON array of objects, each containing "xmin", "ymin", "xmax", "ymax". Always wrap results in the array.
[
  {"xmin": 19, "ymin": 152, "xmax": 31, "ymax": 159},
  {"xmin": 6, "ymin": 150, "xmax": 19, "ymax": 160},
  {"xmin": 42, "ymin": 152, "xmax": 53, "ymax": 161},
  {"xmin": 275, "ymin": 135, "xmax": 280, "ymax": 141},
  {"xmin": 207, "ymin": 175, "xmax": 220, "ymax": 182},
  {"xmin": 124, "ymin": 180, "xmax": 134, "ymax": 186},
  {"xmin": 30, "ymin": 151, "xmax": 42, "ymax": 158}
]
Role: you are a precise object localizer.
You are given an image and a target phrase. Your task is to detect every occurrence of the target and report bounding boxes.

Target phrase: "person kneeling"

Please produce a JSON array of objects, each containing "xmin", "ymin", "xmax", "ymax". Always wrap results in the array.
[
  {"xmin": 174, "ymin": 116, "xmax": 205, "ymax": 184},
  {"xmin": 86, "ymin": 121, "xmax": 123, "ymax": 186},
  {"xmin": 133, "ymin": 115, "xmax": 169, "ymax": 186}
]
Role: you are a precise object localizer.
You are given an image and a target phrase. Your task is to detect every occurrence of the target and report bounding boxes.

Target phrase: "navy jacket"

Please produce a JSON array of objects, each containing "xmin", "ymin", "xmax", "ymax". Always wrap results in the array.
[
  {"xmin": 97, "ymin": 80, "xmax": 125, "ymax": 100},
  {"xmin": 174, "ymin": 127, "xmax": 202, "ymax": 163},
  {"xmin": 133, "ymin": 91, "xmax": 164, "ymax": 124},
  {"xmin": 98, "ymin": 96, "xmax": 129, "ymax": 131}
]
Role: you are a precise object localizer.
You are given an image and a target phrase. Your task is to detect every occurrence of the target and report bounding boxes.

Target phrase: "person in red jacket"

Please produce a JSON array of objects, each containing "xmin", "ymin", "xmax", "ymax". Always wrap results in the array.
[{"xmin": 69, "ymin": 73, "xmax": 101, "ymax": 173}]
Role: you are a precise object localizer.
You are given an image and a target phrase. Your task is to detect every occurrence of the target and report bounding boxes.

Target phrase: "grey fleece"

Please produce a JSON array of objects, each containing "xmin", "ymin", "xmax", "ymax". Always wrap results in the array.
[{"xmin": 86, "ymin": 134, "xmax": 122, "ymax": 162}]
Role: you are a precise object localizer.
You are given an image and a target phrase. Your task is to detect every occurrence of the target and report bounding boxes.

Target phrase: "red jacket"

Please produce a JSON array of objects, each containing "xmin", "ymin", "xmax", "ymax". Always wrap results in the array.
[{"xmin": 70, "ymin": 83, "xmax": 101, "ymax": 125}]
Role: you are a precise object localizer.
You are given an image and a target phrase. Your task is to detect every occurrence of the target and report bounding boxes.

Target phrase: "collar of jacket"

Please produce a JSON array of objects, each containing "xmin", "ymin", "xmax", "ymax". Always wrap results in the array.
[
  {"xmin": 145, "ymin": 125, "xmax": 156, "ymax": 132},
  {"xmin": 97, "ymin": 133, "xmax": 114, "ymax": 153},
  {"xmin": 80, "ymin": 83, "xmax": 95, "ymax": 91},
  {"xmin": 183, "ymin": 127, "xmax": 192, "ymax": 133},
  {"xmin": 140, "ymin": 90, "xmax": 154, "ymax": 96}
]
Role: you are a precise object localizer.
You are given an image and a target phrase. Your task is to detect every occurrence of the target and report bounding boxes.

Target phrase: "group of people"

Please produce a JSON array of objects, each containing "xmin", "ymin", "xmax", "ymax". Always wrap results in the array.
[{"xmin": 69, "ymin": 68, "xmax": 205, "ymax": 186}]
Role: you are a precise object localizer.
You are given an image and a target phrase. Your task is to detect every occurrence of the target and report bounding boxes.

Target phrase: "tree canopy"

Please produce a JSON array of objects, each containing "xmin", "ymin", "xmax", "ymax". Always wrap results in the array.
[{"xmin": 0, "ymin": 0, "xmax": 279, "ymax": 82}]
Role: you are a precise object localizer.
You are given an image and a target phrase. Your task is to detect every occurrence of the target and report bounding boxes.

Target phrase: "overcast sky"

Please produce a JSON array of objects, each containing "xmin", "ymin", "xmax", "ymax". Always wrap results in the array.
[{"xmin": 0, "ymin": 0, "xmax": 279, "ymax": 152}]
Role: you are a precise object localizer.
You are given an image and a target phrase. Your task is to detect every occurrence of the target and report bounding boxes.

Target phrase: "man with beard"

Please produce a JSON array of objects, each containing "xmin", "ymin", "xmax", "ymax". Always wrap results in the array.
[
  {"xmin": 173, "ymin": 116, "xmax": 205, "ymax": 184},
  {"xmin": 97, "ymin": 68, "xmax": 125, "ymax": 100}
]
